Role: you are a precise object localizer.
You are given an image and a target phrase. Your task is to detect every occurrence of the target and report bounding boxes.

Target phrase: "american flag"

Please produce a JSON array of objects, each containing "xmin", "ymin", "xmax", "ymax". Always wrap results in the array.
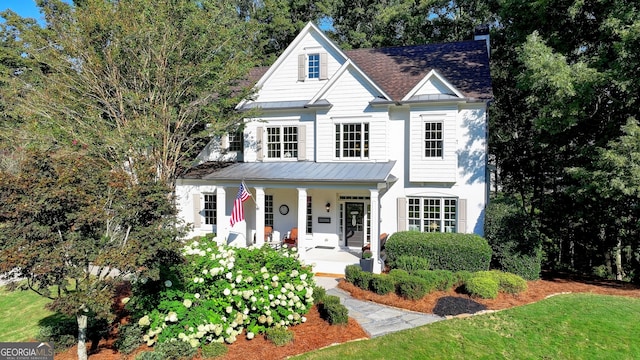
[{"xmin": 230, "ymin": 183, "xmax": 251, "ymax": 226}]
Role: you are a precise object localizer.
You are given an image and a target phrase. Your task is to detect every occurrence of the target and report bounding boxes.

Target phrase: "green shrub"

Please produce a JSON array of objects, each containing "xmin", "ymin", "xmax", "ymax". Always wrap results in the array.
[
  {"xmin": 479, "ymin": 270, "xmax": 528, "ymax": 294},
  {"xmin": 413, "ymin": 269, "xmax": 456, "ymax": 291},
  {"xmin": 135, "ymin": 351, "xmax": 165, "ymax": 360},
  {"xmin": 154, "ymin": 339, "xmax": 197, "ymax": 360},
  {"xmin": 353, "ymin": 271, "xmax": 373, "ymax": 290},
  {"xmin": 265, "ymin": 326, "xmax": 294, "ymax": 346},
  {"xmin": 313, "ymin": 285, "xmax": 327, "ymax": 305},
  {"xmin": 345, "ymin": 264, "xmax": 361, "ymax": 284},
  {"xmin": 36, "ymin": 313, "xmax": 77, "ymax": 353},
  {"xmin": 129, "ymin": 239, "xmax": 315, "ymax": 348},
  {"xmin": 454, "ymin": 270, "xmax": 473, "ymax": 285},
  {"xmin": 385, "ymin": 232, "xmax": 492, "ymax": 272},
  {"xmin": 396, "ymin": 275, "xmax": 429, "ymax": 300},
  {"xmin": 465, "ymin": 274, "xmax": 499, "ymax": 299},
  {"xmin": 394, "ymin": 255, "xmax": 430, "ymax": 273},
  {"xmin": 319, "ymin": 296, "xmax": 349, "ymax": 325},
  {"xmin": 201, "ymin": 342, "xmax": 228, "ymax": 358},
  {"xmin": 113, "ymin": 323, "xmax": 143, "ymax": 354},
  {"xmin": 370, "ymin": 274, "xmax": 395, "ymax": 295},
  {"xmin": 484, "ymin": 197, "xmax": 542, "ymax": 280}
]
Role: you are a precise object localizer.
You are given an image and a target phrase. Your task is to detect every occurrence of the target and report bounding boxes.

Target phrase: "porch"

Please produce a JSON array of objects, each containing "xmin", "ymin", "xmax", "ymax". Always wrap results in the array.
[{"xmin": 304, "ymin": 246, "xmax": 361, "ymax": 275}]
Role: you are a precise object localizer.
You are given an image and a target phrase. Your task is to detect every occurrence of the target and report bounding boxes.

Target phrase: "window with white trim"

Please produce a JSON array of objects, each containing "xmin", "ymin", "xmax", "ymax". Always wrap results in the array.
[
  {"xmin": 228, "ymin": 131, "xmax": 243, "ymax": 152},
  {"xmin": 424, "ymin": 122, "xmax": 443, "ymax": 157},
  {"xmin": 265, "ymin": 195, "xmax": 274, "ymax": 227},
  {"xmin": 408, "ymin": 197, "xmax": 457, "ymax": 232},
  {"xmin": 335, "ymin": 123, "xmax": 369, "ymax": 159},
  {"xmin": 204, "ymin": 194, "xmax": 216, "ymax": 225},
  {"xmin": 266, "ymin": 126, "xmax": 298, "ymax": 159},
  {"xmin": 308, "ymin": 53, "xmax": 320, "ymax": 79}
]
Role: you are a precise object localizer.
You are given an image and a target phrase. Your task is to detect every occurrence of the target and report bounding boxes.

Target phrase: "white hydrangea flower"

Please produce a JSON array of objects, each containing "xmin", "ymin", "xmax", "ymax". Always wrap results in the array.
[
  {"xmin": 138, "ymin": 315, "xmax": 150, "ymax": 327},
  {"xmin": 164, "ymin": 280, "xmax": 172, "ymax": 288},
  {"xmin": 223, "ymin": 288, "xmax": 231, "ymax": 296},
  {"xmin": 226, "ymin": 306, "xmax": 233, "ymax": 314},
  {"xmin": 194, "ymin": 293, "xmax": 200, "ymax": 299},
  {"xmin": 183, "ymin": 299, "xmax": 192, "ymax": 308},
  {"xmin": 300, "ymin": 273, "xmax": 307, "ymax": 281},
  {"xmin": 247, "ymin": 332, "xmax": 255, "ymax": 340},
  {"xmin": 167, "ymin": 311, "xmax": 178, "ymax": 322}
]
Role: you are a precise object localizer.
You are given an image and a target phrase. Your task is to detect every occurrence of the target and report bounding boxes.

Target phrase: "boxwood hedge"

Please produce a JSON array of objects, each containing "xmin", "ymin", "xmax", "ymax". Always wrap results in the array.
[{"xmin": 385, "ymin": 232, "xmax": 492, "ymax": 272}]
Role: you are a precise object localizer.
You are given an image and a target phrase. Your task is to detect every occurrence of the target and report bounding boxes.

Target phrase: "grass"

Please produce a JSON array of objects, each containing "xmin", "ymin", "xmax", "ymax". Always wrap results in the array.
[
  {"xmin": 0, "ymin": 285, "xmax": 54, "ymax": 342},
  {"xmin": 293, "ymin": 294, "xmax": 640, "ymax": 360}
]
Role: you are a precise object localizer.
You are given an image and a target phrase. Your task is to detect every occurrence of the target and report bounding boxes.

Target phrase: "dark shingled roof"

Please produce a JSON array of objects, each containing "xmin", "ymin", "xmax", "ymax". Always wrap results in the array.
[
  {"xmin": 246, "ymin": 40, "xmax": 492, "ymax": 102},
  {"xmin": 345, "ymin": 40, "xmax": 492, "ymax": 101}
]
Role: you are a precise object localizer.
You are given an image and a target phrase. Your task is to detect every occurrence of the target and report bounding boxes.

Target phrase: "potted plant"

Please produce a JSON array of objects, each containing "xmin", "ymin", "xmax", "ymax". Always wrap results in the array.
[{"xmin": 359, "ymin": 250, "xmax": 374, "ymax": 272}]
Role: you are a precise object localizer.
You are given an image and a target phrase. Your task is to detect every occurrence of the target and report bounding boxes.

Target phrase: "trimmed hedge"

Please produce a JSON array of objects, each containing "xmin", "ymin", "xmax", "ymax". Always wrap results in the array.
[
  {"xmin": 465, "ymin": 274, "xmax": 499, "ymax": 299},
  {"xmin": 413, "ymin": 269, "xmax": 457, "ymax": 291},
  {"xmin": 370, "ymin": 274, "xmax": 395, "ymax": 295},
  {"xmin": 386, "ymin": 232, "xmax": 492, "ymax": 272},
  {"xmin": 394, "ymin": 255, "xmax": 430, "ymax": 273},
  {"xmin": 318, "ymin": 295, "xmax": 349, "ymax": 325}
]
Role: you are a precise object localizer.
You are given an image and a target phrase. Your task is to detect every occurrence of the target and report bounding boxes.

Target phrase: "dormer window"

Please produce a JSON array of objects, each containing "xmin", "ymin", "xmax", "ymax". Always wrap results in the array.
[{"xmin": 298, "ymin": 53, "xmax": 328, "ymax": 81}]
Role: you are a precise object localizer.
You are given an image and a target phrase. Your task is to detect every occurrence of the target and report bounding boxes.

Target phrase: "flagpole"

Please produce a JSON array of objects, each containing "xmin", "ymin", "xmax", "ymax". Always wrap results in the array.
[{"xmin": 242, "ymin": 179, "xmax": 259, "ymax": 209}]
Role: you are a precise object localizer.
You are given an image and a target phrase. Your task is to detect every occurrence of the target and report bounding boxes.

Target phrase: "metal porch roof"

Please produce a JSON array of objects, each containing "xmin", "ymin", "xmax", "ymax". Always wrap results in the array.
[{"xmin": 182, "ymin": 161, "xmax": 397, "ymax": 184}]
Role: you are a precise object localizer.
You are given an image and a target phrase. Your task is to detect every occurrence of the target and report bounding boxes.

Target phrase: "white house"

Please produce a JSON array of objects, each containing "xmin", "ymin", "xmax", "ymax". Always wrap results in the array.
[{"xmin": 175, "ymin": 22, "xmax": 492, "ymax": 274}]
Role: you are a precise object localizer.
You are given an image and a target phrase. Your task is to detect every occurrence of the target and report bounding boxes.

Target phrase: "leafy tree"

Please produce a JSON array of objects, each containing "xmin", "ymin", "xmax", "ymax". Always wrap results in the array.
[
  {"xmin": 323, "ymin": 0, "xmax": 495, "ymax": 49},
  {"xmin": 0, "ymin": 148, "xmax": 184, "ymax": 360},
  {"xmin": 1, "ymin": 0, "xmax": 257, "ymax": 187},
  {"xmin": 233, "ymin": 0, "xmax": 325, "ymax": 64},
  {"xmin": 488, "ymin": 0, "xmax": 640, "ymax": 277}
]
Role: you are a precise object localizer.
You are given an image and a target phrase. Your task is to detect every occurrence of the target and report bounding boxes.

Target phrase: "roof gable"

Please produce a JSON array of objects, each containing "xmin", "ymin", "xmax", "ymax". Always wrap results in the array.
[
  {"xmin": 402, "ymin": 69, "xmax": 465, "ymax": 102},
  {"xmin": 346, "ymin": 40, "xmax": 492, "ymax": 101},
  {"xmin": 309, "ymin": 59, "xmax": 391, "ymax": 104}
]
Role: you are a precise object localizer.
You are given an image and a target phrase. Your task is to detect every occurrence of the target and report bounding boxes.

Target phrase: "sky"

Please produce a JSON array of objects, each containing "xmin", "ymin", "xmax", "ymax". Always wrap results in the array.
[{"xmin": 1, "ymin": 0, "xmax": 72, "ymax": 24}]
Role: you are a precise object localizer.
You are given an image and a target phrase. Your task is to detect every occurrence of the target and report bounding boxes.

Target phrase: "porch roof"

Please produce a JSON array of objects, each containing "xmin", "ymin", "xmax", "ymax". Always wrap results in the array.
[{"xmin": 182, "ymin": 161, "xmax": 397, "ymax": 184}]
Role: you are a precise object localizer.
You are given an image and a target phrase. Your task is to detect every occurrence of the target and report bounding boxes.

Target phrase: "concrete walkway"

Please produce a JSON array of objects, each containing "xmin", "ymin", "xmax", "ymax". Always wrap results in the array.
[{"xmin": 314, "ymin": 276, "xmax": 444, "ymax": 338}]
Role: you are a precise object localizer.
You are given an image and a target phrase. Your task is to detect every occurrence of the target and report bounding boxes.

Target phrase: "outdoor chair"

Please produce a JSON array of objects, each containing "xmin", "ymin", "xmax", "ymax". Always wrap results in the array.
[{"xmin": 283, "ymin": 227, "xmax": 298, "ymax": 248}]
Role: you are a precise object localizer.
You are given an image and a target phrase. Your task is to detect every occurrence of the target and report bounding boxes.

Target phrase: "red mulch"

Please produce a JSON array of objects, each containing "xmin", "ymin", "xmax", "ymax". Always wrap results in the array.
[{"xmin": 55, "ymin": 274, "xmax": 640, "ymax": 360}]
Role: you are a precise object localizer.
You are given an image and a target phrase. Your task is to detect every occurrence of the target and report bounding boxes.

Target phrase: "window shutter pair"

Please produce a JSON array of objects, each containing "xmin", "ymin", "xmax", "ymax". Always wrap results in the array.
[
  {"xmin": 256, "ymin": 126, "xmax": 306, "ymax": 160},
  {"xmin": 396, "ymin": 197, "xmax": 467, "ymax": 233},
  {"xmin": 297, "ymin": 53, "xmax": 328, "ymax": 81}
]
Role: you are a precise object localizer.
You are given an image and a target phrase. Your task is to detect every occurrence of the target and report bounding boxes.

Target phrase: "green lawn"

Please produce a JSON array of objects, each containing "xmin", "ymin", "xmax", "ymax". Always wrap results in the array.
[
  {"xmin": 294, "ymin": 293, "xmax": 640, "ymax": 360},
  {"xmin": 0, "ymin": 286, "xmax": 54, "ymax": 342}
]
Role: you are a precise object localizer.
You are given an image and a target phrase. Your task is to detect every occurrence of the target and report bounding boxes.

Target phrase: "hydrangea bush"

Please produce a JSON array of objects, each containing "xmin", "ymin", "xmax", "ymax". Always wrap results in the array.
[{"xmin": 129, "ymin": 238, "xmax": 315, "ymax": 349}]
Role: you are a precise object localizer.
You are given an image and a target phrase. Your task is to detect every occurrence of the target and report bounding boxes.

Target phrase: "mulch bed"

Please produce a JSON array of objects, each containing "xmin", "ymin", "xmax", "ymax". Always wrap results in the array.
[{"xmin": 55, "ymin": 273, "xmax": 640, "ymax": 360}]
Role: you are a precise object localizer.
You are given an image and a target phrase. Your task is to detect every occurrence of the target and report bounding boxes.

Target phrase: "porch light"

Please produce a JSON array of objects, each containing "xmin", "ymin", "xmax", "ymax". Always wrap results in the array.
[{"xmin": 325, "ymin": 202, "xmax": 331, "ymax": 212}]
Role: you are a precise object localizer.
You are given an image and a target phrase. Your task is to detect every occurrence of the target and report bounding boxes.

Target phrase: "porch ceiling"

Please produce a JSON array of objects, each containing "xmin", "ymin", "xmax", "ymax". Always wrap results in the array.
[{"xmin": 182, "ymin": 161, "xmax": 396, "ymax": 184}]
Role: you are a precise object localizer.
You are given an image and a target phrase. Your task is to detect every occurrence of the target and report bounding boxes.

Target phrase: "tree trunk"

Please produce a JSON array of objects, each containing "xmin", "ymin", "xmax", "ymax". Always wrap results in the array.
[
  {"xmin": 615, "ymin": 238, "xmax": 625, "ymax": 281},
  {"xmin": 77, "ymin": 312, "xmax": 88, "ymax": 360}
]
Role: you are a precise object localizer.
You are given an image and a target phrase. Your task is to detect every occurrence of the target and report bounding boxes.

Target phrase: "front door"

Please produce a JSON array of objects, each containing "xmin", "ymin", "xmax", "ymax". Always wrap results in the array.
[{"xmin": 344, "ymin": 202, "xmax": 365, "ymax": 247}]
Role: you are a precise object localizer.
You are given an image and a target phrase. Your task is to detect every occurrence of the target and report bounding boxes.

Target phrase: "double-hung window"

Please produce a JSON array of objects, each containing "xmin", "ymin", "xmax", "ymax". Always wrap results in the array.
[
  {"xmin": 408, "ymin": 197, "xmax": 457, "ymax": 233},
  {"xmin": 267, "ymin": 126, "xmax": 298, "ymax": 159},
  {"xmin": 308, "ymin": 54, "xmax": 320, "ymax": 79},
  {"xmin": 335, "ymin": 123, "xmax": 369, "ymax": 159},
  {"xmin": 306, "ymin": 196, "xmax": 313, "ymax": 234},
  {"xmin": 424, "ymin": 122, "xmax": 443, "ymax": 158},
  {"xmin": 203, "ymin": 194, "xmax": 217, "ymax": 225},
  {"xmin": 228, "ymin": 131, "xmax": 243, "ymax": 152}
]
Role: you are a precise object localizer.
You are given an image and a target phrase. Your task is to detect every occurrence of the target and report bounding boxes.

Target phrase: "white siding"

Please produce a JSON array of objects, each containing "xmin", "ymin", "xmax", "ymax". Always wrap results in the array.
[
  {"xmin": 409, "ymin": 105, "xmax": 458, "ymax": 182},
  {"xmin": 414, "ymin": 77, "xmax": 452, "ymax": 96},
  {"xmin": 316, "ymin": 67, "xmax": 388, "ymax": 162},
  {"xmin": 242, "ymin": 113, "xmax": 315, "ymax": 162},
  {"xmin": 255, "ymin": 32, "xmax": 345, "ymax": 103}
]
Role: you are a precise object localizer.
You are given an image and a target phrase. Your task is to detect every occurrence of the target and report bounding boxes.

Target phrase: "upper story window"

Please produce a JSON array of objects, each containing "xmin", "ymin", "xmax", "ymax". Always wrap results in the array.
[
  {"xmin": 203, "ymin": 194, "xmax": 216, "ymax": 225},
  {"xmin": 267, "ymin": 126, "xmax": 298, "ymax": 159},
  {"xmin": 298, "ymin": 53, "xmax": 327, "ymax": 81},
  {"xmin": 408, "ymin": 197, "xmax": 456, "ymax": 233},
  {"xmin": 335, "ymin": 123, "xmax": 369, "ymax": 159},
  {"xmin": 424, "ymin": 122, "xmax": 443, "ymax": 158},
  {"xmin": 228, "ymin": 131, "xmax": 243, "ymax": 152},
  {"xmin": 308, "ymin": 54, "xmax": 320, "ymax": 79}
]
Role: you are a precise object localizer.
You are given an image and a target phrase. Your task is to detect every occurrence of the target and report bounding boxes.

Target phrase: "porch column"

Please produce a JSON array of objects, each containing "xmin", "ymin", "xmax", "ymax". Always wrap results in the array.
[
  {"xmin": 296, "ymin": 188, "xmax": 307, "ymax": 260},
  {"xmin": 255, "ymin": 187, "xmax": 265, "ymax": 247},
  {"xmin": 370, "ymin": 188, "xmax": 381, "ymax": 273},
  {"xmin": 216, "ymin": 187, "xmax": 227, "ymax": 244}
]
